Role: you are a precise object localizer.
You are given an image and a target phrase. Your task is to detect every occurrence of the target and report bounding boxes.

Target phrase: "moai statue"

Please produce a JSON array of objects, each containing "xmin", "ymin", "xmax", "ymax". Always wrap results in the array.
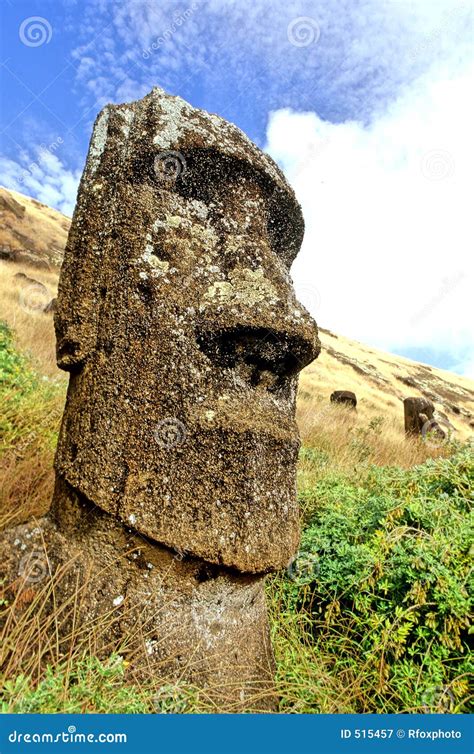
[
  {"xmin": 330, "ymin": 390, "xmax": 357, "ymax": 409},
  {"xmin": 0, "ymin": 88, "xmax": 320, "ymax": 709},
  {"xmin": 404, "ymin": 397, "xmax": 435, "ymax": 436},
  {"xmin": 404, "ymin": 397, "xmax": 450, "ymax": 442}
]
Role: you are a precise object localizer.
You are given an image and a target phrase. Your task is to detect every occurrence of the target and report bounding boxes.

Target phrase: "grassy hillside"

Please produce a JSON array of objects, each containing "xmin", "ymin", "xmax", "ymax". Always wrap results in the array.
[
  {"xmin": 0, "ymin": 187, "xmax": 69, "ymax": 268},
  {"xmin": 1, "ymin": 318, "xmax": 472, "ymax": 713},
  {"xmin": 0, "ymin": 256, "xmax": 457, "ymax": 528},
  {"xmin": 0, "ymin": 188, "xmax": 472, "ymax": 712},
  {"xmin": 1, "ymin": 185, "xmax": 473, "ymax": 442},
  {"xmin": 299, "ymin": 329, "xmax": 474, "ymax": 445}
]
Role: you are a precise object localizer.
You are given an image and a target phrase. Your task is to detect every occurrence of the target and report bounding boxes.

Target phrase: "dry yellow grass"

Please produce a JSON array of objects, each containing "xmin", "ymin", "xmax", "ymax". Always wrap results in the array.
[
  {"xmin": 0, "ymin": 548, "xmax": 203, "ymax": 711},
  {"xmin": 1, "ymin": 256, "xmax": 467, "ymax": 529},
  {"xmin": 0, "ymin": 260, "xmax": 63, "ymax": 378},
  {"xmin": 0, "ymin": 450, "xmax": 56, "ymax": 526},
  {"xmin": 1, "ymin": 184, "xmax": 472, "ymax": 439},
  {"xmin": 297, "ymin": 399, "xmax": 448, "ymax": 480},
  {"xmin": 1, "ymin": 189, "xmax": 472, "ymax": 715},
  {"xmin": 300, "ymin": 327, "xmax": 474, "ymax": 444}
]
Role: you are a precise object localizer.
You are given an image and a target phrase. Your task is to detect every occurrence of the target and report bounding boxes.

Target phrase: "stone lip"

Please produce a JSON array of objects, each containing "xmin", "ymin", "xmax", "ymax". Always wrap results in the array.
[{"xmin": 57, "ymin": 425, "xmax": 302, "ymax": 574}]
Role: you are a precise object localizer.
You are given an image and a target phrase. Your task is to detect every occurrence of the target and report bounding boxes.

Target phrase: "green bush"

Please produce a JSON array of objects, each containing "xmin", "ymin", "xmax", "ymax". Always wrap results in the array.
[
  {"xmin": 0, "ymin": 321, "xmax": 37, "ymax": 394},
  {"xmin": 271, "ymin": 448, "xmax": 473, "ymax": 712},
  {"xmin": 0, "ymin": 322, "xmax": 64, "ymax": 455},
  {"xmin": 0, "ymin": 655, "xmax": 150, "ymax": 713},
  {"xmin": 2, "ymin": 320, "xmax": 472, "ymax": 713},
  {"xmin": 0, "ymin": 654, "xmax": 203, "ymax": 714}
]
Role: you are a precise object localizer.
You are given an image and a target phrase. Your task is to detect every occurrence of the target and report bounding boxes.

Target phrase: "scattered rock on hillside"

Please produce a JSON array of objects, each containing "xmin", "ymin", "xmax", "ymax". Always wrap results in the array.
[
  {"xmin": 330, "ymin": 390, "xmax": 357, "ymax": 409},
  {"xmin": 403, "ymin": 396, "xmax": 451, "ymax": 440},
  {"xmin": 404, "ymin": 397, "xmax": 435, "ymax": 435}
]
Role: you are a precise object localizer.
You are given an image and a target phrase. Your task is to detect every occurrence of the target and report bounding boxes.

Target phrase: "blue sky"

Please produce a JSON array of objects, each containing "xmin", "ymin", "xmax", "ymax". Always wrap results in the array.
[{"xmin": 0, "ymin": 0, "xmax": 473, "ymax": 375}]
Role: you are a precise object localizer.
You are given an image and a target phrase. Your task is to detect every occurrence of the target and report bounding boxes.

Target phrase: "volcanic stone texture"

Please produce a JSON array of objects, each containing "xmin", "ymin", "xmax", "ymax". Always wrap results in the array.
[
  {"xmin": 404, "ymin": 396, "xmax": 435, "ymax": 435},
  {"xmin": 330, "ymin": 390, "xmax": 357, "ymax": 409},
  {"xmin": 0, "ymin": 479, "xmax": 277, "ymax": 711},
  {"xmin": 54, "ymin": 86, "xmax": 320, "ymax": 573}
]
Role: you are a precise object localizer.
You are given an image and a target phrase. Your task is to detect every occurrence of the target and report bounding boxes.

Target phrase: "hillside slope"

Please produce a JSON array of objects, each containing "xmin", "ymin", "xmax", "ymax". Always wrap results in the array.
[
  {"xmin": 0, "ymin": 187, "xmax": 69, "ymax": 268},
  {"xmin": 299, "ymin": 328, "xmax": 474, "ymax": 442},
  {"xmin": 1, "ymin": 186, "xmax": 473, "ymax": 443}
]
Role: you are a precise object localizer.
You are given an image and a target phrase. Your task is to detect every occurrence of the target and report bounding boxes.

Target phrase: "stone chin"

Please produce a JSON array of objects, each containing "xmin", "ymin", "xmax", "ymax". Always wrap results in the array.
[{"xmin": 54, "ymin": 369, "xmax": 305, "ymax": 573}]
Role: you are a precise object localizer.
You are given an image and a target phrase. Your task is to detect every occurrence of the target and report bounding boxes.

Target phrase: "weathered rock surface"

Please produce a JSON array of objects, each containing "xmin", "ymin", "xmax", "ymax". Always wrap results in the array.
[
  {"xmin": 54, "ymin": 86, "xmax": 320, "ymax": 573},
  {"xmin": 330, "ymin": 390, "xmax": 357, "ymax": 409},
  {"xmin": 0, "ymin": 476, "xmax": 276, "ymax": 710},
  {"xmin": 2, "ymin": 185, "xmax": 473, "ymax": 441},
  {"xmin": 403, "ymin": 398, "xmax": 449, "ymax": 438}
]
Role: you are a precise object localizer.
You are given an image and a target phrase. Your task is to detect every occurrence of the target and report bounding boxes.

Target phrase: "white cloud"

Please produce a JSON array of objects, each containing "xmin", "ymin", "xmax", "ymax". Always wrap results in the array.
[
  {"xmin": 451, "ymin": 357, "xmax": 474, "ymax": 379},
  {"xmin": 0, "ymin": 148, "xmax": 80, "ymax": 217},
  {"xmin": 1, "ymin": 0, "xmax": 472, "ymax": 376},
  {"xmin": 265, "ymin": 60, "xmax": 474, "ymax": 376},
  {"xmin": 69, "ymin": 0, "xmax": 473, "ymax": 127}
]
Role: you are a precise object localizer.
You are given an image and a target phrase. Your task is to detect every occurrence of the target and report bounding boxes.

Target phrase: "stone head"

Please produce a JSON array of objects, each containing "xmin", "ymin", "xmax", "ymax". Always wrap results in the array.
[{"xmin": 54, "ymin": 88, "xmax": 320, "ymax": 572}]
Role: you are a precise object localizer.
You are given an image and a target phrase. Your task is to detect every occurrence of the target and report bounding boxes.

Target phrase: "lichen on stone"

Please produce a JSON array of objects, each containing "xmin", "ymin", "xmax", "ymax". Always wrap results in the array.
[{"xmin": 88, "ymin": 107, "xmax": 110, "ymax": 175}]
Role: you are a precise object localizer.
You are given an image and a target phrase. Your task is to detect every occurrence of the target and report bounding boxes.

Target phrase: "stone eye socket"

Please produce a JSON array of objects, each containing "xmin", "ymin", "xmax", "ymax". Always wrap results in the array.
[{"xmin": 130, "ymin": 147, "xmax": 300, "ymax": 272}]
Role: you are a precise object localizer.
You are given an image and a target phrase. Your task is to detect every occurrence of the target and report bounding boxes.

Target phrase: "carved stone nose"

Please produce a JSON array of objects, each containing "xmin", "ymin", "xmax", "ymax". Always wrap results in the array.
[
  {"xmin": 197, "ymin": 323, "xmax": 319, "ymax": 391},
  {"xmin": 196, "ymin": 262, "xmax": 320, "ymax": 384}
]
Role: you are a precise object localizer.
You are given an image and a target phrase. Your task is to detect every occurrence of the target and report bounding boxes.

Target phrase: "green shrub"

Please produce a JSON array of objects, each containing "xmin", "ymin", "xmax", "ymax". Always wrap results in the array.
[
  {"xmin": 271, "ymin": 448, "xmax": 473, "ymax": 712},
  {"xmin": 0, "ymin": 654, "xmax": 204, "ymax": 714},
  {"xmin": 0, "ymin": 655, "xmax": 150, "ymax": 713},
  {"xmin": 2, "ymin": 320, "xmax": 472, "ymax": 713},
  {"xmin": 0, "ymin": 321, "xmax": 37, "ymax": 395},
  {"xmin": 0, "ymin": 322, "xmax": 64, "ymax": 454}
]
